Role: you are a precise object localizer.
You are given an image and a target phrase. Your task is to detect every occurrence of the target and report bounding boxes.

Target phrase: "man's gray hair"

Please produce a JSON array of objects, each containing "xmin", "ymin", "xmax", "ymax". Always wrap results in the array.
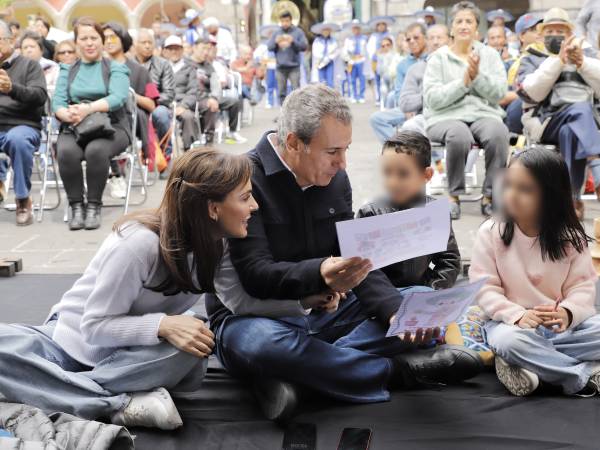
[{"xmin": 277, "ymin": 84, "xmax": 352, "ymax": 147}]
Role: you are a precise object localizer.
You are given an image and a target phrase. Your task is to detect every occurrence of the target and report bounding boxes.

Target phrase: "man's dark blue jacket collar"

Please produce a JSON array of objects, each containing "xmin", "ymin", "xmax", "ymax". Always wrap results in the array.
[{"xmin": 254, "ymin": 130, "xmax": 289, "ymax": 176}]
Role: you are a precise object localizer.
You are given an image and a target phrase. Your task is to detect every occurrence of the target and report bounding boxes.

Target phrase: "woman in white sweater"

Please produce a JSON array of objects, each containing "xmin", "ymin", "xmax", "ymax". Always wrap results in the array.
[{"xmin": 0, "ymin": 149, "xmax": 259, "ymax": 430}]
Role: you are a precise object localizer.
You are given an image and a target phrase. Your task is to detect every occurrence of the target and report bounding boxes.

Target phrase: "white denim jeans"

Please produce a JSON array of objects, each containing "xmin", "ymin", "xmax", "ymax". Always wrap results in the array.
[{"xmin": 485, "ymin": 314, "xmax": 600, "ymax": 394}]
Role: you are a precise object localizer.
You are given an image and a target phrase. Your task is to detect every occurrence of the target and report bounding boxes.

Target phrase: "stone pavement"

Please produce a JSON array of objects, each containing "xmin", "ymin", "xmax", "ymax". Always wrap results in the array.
[{"xmin": 1, "ymin": 101, "xmax": 599, "ymax": 274}]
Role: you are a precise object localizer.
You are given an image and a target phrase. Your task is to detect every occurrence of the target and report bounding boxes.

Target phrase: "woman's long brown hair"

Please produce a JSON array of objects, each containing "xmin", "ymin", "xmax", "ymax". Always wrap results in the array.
[{"xmin": 114, "ymin": 149, "xmax": 252, "ymax": 295}]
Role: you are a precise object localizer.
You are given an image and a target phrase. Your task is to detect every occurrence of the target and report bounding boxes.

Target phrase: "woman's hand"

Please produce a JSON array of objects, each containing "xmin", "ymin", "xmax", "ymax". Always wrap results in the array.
[
  {"xmin": 55, "ymin": 107, "xmax": 75, "ymax": 124},
  {"xmin": 533, "ymin": 305, "xmax": 571, "ymax": 333},
  {"xmin": 467, "ymin": 53, "xmax": 479, "ymax": 81},
  {"xmin": 158, "ymin": 315, "xmax": 215, "ymax": 358},
  {"xmin": 516, "ymin": 309, "xmax": 544, "ymax": 329},
  {"xmin": 301, "ymin": 291, "xmax": 342, "ymax": 312},
  {"xmin": 68, "ymin": 103, "xmax": 93, "ymax": 125}
]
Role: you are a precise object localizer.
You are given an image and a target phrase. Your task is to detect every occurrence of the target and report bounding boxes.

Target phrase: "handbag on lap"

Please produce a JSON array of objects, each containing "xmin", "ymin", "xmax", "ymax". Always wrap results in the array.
[{"xmin": 73, "ymin": 109, "xmax": 115, "ymax": 146}]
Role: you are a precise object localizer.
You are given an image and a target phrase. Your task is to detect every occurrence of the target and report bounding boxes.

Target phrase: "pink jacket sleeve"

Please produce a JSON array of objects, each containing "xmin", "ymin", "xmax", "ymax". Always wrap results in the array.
[
  {"xmin": 560, "ymin": 247, "xmax": 597, "ymax": 328},
  {"xmin": 469, "ymin": 222, "xmax": 526, "ymax": 325}
]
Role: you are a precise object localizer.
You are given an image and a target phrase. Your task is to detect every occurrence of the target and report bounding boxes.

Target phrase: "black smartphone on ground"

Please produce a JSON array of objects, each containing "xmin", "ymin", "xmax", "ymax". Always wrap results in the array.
[
  {"xmin": 281, "ymin": 422, "xmax": 317, "ymax": 450},
  {"xmin": 337, "ymin": 428, "xmax": 372, "ymax": 450}
]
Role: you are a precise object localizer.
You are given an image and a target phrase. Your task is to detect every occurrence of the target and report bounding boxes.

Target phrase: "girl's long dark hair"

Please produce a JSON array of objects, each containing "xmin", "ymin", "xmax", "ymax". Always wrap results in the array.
[
  {"xmin": 114, "ymin": 149, "xmax": 252, "ymax": 295},
  {"xmin": 499, "ymin": 148, "xmax": 590, "ymax": 261}
]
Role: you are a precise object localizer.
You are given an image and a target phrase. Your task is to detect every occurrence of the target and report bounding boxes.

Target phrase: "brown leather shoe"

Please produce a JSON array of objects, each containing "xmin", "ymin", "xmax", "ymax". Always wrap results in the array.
[
  {"xmin": 16, "ymin": 197, "xmax": 33, "ymax": 226},
  {"xmin": 574, "ymin": 199, "xmax": 585, "ymax": 222}
]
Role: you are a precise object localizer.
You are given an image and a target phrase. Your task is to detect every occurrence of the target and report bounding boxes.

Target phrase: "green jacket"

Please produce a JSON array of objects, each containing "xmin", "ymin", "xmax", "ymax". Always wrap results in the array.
[{"xmin": 423, "ymin": 41, "xmax": 507, "ymax": 128}]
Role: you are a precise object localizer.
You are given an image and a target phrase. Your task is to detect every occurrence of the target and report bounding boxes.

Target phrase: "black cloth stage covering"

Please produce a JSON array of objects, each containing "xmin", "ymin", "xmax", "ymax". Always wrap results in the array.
[{"xmin": 2, "ymin": 275, "xmax": 600, "ymax": 449}]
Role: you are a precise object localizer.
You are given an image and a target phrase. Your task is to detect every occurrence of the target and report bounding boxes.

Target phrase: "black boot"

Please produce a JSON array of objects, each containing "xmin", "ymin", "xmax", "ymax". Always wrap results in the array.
[
  {"xmin": 393, "ymin": 345, "xmax": 484, "ymax": 388},
  {"xmin": 253, "ymin": 378, "xmax": 298, "ymax": 423},
  {"xmin": 84, "ymin": 203, "xmax": 102, "ymax": 230},
  {"xmin": 69, "ymin": 202, "xmax": 85, "ymax": 231}
]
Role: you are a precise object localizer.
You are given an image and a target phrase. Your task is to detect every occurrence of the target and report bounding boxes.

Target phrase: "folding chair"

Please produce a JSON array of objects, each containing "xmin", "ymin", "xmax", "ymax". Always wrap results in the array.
[
  {"xmin": 105, "ymin": 88, "xmax": 148, "ymax": 214},
  {"xmin": 3, "ymin": 102, "xmax": 62, "ymax": 221},
  {"xmin": 427, "ymin": 142, "xmax": 482, "ymax": 201}
]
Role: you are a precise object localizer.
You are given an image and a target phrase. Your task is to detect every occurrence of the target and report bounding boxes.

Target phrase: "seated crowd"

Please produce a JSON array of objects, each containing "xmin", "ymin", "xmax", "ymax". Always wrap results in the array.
[
  {"xmin": 0, "ymin": 14, "xmax": 250, "ymax": 228},
  {"xmin": 1, "ymin": 0, "xmax": 600, "ymax": 433}
]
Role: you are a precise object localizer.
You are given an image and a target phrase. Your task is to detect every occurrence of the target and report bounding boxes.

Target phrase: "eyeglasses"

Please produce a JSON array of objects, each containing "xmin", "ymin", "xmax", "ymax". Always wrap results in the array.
[
  {"xmin": 57, "ymin": 50, "xmax": 75, "ymax": 55},
  {"xmin": 104, "ymin": 35, "xmax": 119, "ymax": 42}
]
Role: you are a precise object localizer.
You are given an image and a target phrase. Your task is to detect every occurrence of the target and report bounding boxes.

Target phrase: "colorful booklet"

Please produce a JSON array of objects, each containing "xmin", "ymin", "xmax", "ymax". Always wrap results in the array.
[{"xmin": 386, "ymin": 278, "xmax": 488, "ymax": 337}]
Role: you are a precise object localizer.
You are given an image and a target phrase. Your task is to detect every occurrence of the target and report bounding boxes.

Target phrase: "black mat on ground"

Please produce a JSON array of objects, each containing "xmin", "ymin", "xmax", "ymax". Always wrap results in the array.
[{"xmin": 3, "ymin": 274, "xmax": 600, "ymax": 449}]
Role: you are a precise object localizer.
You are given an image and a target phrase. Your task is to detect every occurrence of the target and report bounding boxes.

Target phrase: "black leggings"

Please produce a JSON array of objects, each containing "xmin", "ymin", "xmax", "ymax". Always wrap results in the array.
[{"xmin": 57, "ymin": 128, "xmax": 129, "ymax": 205}]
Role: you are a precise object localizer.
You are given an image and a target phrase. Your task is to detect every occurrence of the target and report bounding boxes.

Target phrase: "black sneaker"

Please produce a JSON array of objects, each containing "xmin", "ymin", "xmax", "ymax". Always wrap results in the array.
[
  {"xmin": 393, "ymin": 345, "xmax": 484, "ymax": 387},
  {"xmin": 253, "ymin": 378, "xmax": 298, "ymax": 423},
  {"xmin": 481, "ymin": 198, "xmax": 493, "ymax": 217}
]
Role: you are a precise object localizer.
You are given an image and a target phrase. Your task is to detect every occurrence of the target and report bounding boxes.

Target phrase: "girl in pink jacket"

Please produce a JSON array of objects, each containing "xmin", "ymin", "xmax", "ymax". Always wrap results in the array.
[{"xmin": 470, "ymin": 147, "xmax": 600, "ymax": 397}]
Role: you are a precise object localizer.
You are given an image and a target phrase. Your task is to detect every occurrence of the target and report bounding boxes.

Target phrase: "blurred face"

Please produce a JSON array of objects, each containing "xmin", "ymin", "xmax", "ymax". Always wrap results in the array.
[
  {"xmin": 352, "ymin": 25, "xmax": 361, "ymax": 36},
  {"xmin": 285, "ymin": 115, "xmax": 352, "ymax": 187},
  {"xmin": 76, "ymin": 25, "xmax": 103, "ymax": 62},
  {"xmin": 20, "ymin": 37, "xmax": 42, "ymax": 61},
  {"xmin": 211, "ymin": 180, "xmax": 258, "ymax": 238},
  {"xmin": 0, "ymin": 30, "xmax": 14, "ymax": 62},
  {"xmin": 239, "ymin": 47, "xmax": 251, "ymax": 60},
  {"xmin": 520, "ymin": 27, "xmax": 541, "ymax": 47},
  {"xmin": 542, "ymin": 23, "xmax": 571, "ymax": 38},
  {"xmin": 381, "ymin": 150, "xmax": 432, "ymax": 205},
  {"xmin": 451, "ymin": 9, "xmax": 478, "ymax": 43},
  {"xmin": 502, "ymin": 160, "xmax": 541, "ymax": 225},
  {"xmin": 280, "ymin": 17, "xmax": 292, "ymax": 30},
  {"xmin": 406, "ymin": 27, "xmax": 426, "ymax": 56},
  {"xmin": 487, "ymin": 27, "xmax": 506, "ymax": 50},
  {"xmin": 152, "ymin": 22, "xmax": 161, "ymax": 35},
  {"xmin": 135, "ymin": 31, "xmax": 155, "ymax": 60},
  {"xmin": 192, "ymin": 42, "xmax": 207, "ymax": 61},
  {"xmin": 164, "ymin": 45, "xmax": 183, "ymax": 62},
  {"xmin": 56, "ymin": 43, "xmax": 77, "ymax": 64},
  {"xmin": 103, "ymin": 28, "xmax": 123, "ymax": 56},
  {"xmin": 492, "ymin": 17, "xmax": 505, "ymax": 27},
  {"xmin": 207, "ymin": 25, "xmax": 218, "ymax": 35},
  {"xmin": 376, "ymin": 22, "xmax": 387, "ymax": 33},
  {"xmin": 380, "ymin": 38, "xmax": 392, "ymax": 52},
  {"xmin": 322, "ymin": 28, "xmax": 332, "ymax": 38},
  {"xmin": 34, "ymin": 20, "xmax": 48, "ymax": 37},
  {"xmin": 427, "ymin": 26, "xmax": 450, "ymax": 52}
]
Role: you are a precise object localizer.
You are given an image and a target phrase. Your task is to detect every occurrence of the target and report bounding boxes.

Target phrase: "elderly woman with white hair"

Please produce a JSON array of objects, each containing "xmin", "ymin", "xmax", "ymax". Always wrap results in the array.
[{"xmin": 203, "ymin": 16, "xmax": 237, "ymax": 63}]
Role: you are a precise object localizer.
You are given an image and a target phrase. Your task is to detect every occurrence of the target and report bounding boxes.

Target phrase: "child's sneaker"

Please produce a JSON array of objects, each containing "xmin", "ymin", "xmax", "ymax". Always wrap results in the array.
[{"xmin": 495, "ymin": 356, "xmax": 539, "ymax": 396}]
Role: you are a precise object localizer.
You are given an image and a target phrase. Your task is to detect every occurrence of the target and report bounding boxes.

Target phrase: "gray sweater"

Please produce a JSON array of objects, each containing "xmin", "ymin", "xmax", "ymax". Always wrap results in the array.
[
  {"xmin": 267, "ymin": 26, "xmax": 308, "ymax": 69},
  {"xmin": 48, "ymin": 223, "xmax": 308, "ymax": 366}
]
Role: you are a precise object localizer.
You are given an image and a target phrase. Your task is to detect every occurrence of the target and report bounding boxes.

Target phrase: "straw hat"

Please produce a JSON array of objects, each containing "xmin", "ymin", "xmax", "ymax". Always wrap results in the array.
[{"xmin": 536, "ymin": 8, "xmax": 574, "ymax": 32}]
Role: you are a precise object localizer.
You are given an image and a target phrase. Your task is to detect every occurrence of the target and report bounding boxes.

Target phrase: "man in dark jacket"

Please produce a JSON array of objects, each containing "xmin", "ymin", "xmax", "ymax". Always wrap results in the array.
[
  {"xmin": 0, "ymin": 20, "xmax": 47, "ymax": 226},
  {"xmin": 163, "ymin": 35, "xmax": 199, "ymax": 150},
  {"xmin": 134, "ymin": 29, "xmax": 175, "ymax": 156},
  {"xmin": 268, "ymin": 11, "xmax": 307, "ymax": 106},
  {"xmin": 208, "ymin": 85, "xmax": 482, "ymax": 422}
]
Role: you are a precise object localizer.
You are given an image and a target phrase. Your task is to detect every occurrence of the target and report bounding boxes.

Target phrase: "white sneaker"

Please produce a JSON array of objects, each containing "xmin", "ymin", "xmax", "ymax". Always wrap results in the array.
[
  {"xmin": 108, "ymin": 177, "xmax": 127, "ymax": 199},
  {"xmin": 495, "ymin": 356, "xmax": 539, "ymax": 396},
  {"xmin": 225, "ymin": 132, "xmax": 248, "ymax": 144},
  {"xmin": 358, "ymin": 98, "xmax": 366, "ymax": 104},
  {"xmin": 111, "ymin": 387, "xmax": 183, "ymax": 430},
  {"xmin": 349, "ymin": 98, "xmax": 357, "ymax": 104}
]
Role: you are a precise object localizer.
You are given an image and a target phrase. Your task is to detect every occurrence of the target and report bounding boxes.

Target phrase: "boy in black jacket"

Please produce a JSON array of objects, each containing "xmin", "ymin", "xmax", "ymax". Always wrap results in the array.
[{"xmin": 357, "ymin": 130, "xmax": 460, "ymax": 289}]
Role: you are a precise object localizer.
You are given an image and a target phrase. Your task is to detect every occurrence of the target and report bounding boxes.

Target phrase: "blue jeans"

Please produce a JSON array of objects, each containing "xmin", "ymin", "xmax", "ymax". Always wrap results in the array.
[
  {"xmin": 266, "ymin": 69, "xmax": 277, "ymax": 107},
  {"xmin": 370, "ymin": 109, "xmax": 406, "ymax": 143},
  {"xmin": 215, "ymin": 286, "xmax": 431, "ymax": 403},
  {"xmin": 318, "ymin": 62, "xmax": 335, "ymax": 88},
  {"xmin": 0, "ymin": 320, "xmax": 207, "ymax": 419},
  {"xmin": 151, "ymin": 105, "xmax": 172, "ymax": 156},
  {"xmin": 541, "ymin": 102, "xmax": 600, "ymax": 196},
  {"xmin": 350, "ymin": 62, "xmax": 365, "ymax": 100},
  {"xmin": 505, "ymin": 97, "xmax": 523, "ymax": 134},
  {"xmin": 485, "ymin": 315, "xmax": 600, "ymax": 394},
  {"xmin": 0, "ymin": 125, "xmax": 41, "ymax": 200}
]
